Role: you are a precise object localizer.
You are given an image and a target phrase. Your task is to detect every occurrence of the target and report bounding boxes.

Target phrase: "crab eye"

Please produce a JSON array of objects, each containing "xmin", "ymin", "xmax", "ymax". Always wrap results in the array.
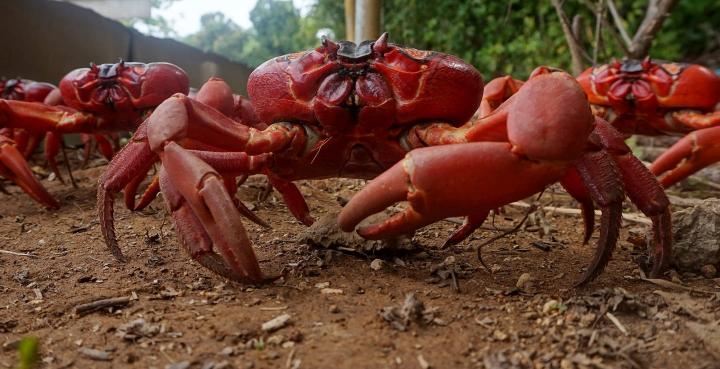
[
  {"xmin": 372, "ymin": 32, "xmax": 389, "ymax": 54},
  {"xmin": 322, "ymin": 37, "xmax": 339, "ymax": 54}
]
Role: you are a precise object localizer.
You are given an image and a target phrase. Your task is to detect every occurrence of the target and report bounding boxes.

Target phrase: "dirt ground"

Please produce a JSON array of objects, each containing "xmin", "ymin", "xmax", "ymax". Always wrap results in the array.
[{"xmin": 1, "ymin": 155, "xmax": 719, "ymax": 369}]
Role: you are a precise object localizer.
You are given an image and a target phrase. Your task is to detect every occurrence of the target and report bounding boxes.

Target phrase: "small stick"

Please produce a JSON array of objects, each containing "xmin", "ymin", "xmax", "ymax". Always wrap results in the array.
[
  {"xmin": 509, "ymin": 201, "xmax": 651, "ymax": 225},
  {"xmin": 0, "ymin": 249, "xmax": 37, "ymax": 258},
  {"xmin": 605, "ymin": 312, "xmax": 629, "ymax": 335},
  {"xmin": 73, "ymin": 296, "xmax": 131, "ymax": 316}
]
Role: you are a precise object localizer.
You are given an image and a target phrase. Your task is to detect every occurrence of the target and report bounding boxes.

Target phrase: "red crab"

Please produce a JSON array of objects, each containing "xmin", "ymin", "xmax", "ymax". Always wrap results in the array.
[
  {"xmin": 1, "ymin": 77, "xmax": 121, "ymax": 188},
  {"xmin": 0, "ymin": 78, "xmax": 58, "ymax": 204},
  {"xmin": 98, "ymin": 34, "xmax": 671, "ymax": 285},
  {"xmin": 577, "ymin": 58, "xmax": 720, "ymax": 187},
  {"xmin": 0, "ymin": 61, "xmax": 190, "ymax": 208}
]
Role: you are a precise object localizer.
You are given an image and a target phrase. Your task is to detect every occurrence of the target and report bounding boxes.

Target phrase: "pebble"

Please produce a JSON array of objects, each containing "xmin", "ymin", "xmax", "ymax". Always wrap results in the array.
[
  {"xmin": 328, "ymin": 304, "xmax": 340, "ymax": 314},
  {"xmin": 701, "ymin": 264, "xmax": 717, "ymax": 278},
  {"xmin": 266, "ymin": 335, "xmax": 284, "ymax": 346},
  {"xmin": 492, "ymin": 329, "xmax": 509, "ymax": 341},
  {"xmin": 370, "ymin": 259, "xmax": 386, "ymax": 271},
  {"xmin": 262, "ymin": 314, "xmax": 291, "ymax": 332},
  {"xmin": 320, "ymin": 288, "xmax": 343, "ymax": 294},
  {"xmin": 314, "ymin": 282, "xmax": 330, "ymax": 289},
  {"xmin": 166, "ymin": 362, "xmax": 191, "ymax": 369},
  {"xmin": 417, "ymin": 354, "xmax": 432, "ymax": 369},
  {"xmin": 542, "ymin": 300, "xmax": 560, "ymax": 314},
  {"xmin": 515, "ymin": 273, "xmax": 535, "ymax": 291}
]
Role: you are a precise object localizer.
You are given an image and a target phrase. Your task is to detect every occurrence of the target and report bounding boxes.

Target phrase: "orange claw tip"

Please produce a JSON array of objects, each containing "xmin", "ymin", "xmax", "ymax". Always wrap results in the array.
[
  {"xmin": 336, "ymin": 159, "xmax": 410, "ymax": 233},
  {"xmin": 0, "ymin": 142, "xmax": 60, "ymax": 209}
]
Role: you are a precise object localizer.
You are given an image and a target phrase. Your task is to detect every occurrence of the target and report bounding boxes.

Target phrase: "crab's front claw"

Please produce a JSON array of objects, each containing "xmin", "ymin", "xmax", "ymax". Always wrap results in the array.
[
  {"xmin": 0, "ymin": 137, "xmax": 59, "ymax": 209},
  {"xmin": 160, "ymin": 142, "xmax": 275, "ymax": 283},
  {"xmin": 338, "ymin": 142, "xmax": 569, "ymax": 240},
  {"xmin": 650, "ymin": 125, "xmax": 720, "ymax": 188}
]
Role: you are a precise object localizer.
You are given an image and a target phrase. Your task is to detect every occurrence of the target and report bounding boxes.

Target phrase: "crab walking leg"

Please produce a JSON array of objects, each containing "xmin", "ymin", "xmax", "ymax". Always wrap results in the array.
[
  {"xmin": 560, "ymin": 168, "xmax": 596, "ymax": 245},
  {"xmin": 0, "ymin": 137, "xmax": 59, "ymax": 208},
  {"xmin": 650, "ymin": 125, "xmax": 720, "ymax": 187},
  {"xmin": 613, "ymin": 153, "xmax": 671, "ymax": 276},
  {"xmin": 44, "ymin": 132, "xmax": 66, "ymax": 183},
  {"xmin": 569, "ymin": 151, "xmax": 625, "ymax": 285},
  {"xmin": 267, "ymin": 175, "xmax": 315, "ymax": 226},
  {"xmin": 441, "ymin": 210, "xmax": 490, "ymax": 247}
]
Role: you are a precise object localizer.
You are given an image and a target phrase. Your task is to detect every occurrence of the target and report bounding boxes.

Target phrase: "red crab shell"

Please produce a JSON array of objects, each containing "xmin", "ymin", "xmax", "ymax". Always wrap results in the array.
[
  {"xmin": 60, "ymin": 61, "xmax": 190, "ymax": 114},
  {"xmin": 247, "ymin": 35, "xmax": 483, "ymax": 134}
]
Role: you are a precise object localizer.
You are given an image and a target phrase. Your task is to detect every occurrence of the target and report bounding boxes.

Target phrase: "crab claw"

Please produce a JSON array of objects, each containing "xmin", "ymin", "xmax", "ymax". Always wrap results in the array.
[
  {"xmin": 338, "ymin": 142, "xmax": 569, "ymax": 239},
  {"xmin": 0, "ymin": 137, "xmax": 59, "ymax": 209},
  {"xmin": 159, "ymin": 142, "xmax": 275, "ymax": 283},
  {"xmin": 650, "ymin": 125, "xmax": 720, "ymax": 188}
]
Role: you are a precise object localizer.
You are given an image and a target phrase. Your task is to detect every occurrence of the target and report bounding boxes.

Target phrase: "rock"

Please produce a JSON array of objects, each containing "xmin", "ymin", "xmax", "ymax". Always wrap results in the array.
[
  {"xmin": 298, "ymin": 212, "xmax": 415, "ymax": 253},
  {"xmin": 379, "ymin": 293, "xmax": 427, "ymax": 331},
  {"xmin": 166, "ymin": 362, "xmax": 191, "ymax": 369},
  {"xmin": 666, "ymin": 199, "xmax": 720, "ymax": 272},
  {"xmin": 261, "ymin": 314, "xmax": 291, "ymax": 332},
  {"xmin": 701, "ymin": 264, "xmax": 717, "ymax": 278},
  {"xmin": 328, "ymin": 304, "xmax": 340, "ymax": 314},
  {"xmin": 370, "ymin": 259, "xmax": 386, "ymax": 271},
  {"xmin": 115, "ymin": 319, "xmax": 161, "ymax": 340},
  {"xmin": 515, "ymin": 273, "xmax": 535, "ymax": 292}
]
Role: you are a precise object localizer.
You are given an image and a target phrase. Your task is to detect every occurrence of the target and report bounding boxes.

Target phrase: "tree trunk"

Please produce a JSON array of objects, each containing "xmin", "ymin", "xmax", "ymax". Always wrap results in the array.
[
  {"xmin": 344, "ymin": 0, "xmax": 355, "ymax": 42},
  {"xmin": 354, "ymin": 0, "xmax": 381, "ymax": 43}
]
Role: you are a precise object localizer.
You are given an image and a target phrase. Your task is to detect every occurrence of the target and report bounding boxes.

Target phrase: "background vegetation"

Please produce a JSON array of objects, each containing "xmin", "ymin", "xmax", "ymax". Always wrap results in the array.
[{"xmin": 135, "ymin": 0, "xmax": 720, "ymax": 78}]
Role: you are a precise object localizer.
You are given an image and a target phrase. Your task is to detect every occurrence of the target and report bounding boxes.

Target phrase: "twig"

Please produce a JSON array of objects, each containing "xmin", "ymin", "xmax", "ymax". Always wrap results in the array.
[
  {"xmin": 591, "ymin": 0, "xmax": 606, "ymax": 65},
  {"xmin": 0, "ymin": 249, "xmax": 37, "ymax": 258},
  {"xmin": 638, "ymin": 277, "xmax": 717, "ymax": 295},
  {"xmin": 509, "ymin": 201, "xmax": 651, "ymax": 225},
  {"xmin": 579, "ymin": 0, "xmax": 630, "ymax": 55},
  {"xmin": 605, "ymin": 312, "xmax": 629, "ymax": 335},
  {"xmin": 628, "ymin": 0, "xmax": 679, "ymax": 58},
  {"xmin": 551, "ymin": 0, "xmax": 590, "ymax": 74},
  {"xmin": 73, "ymin": 296, "xmax": 132, "ymax": 316},
  {"xmin": 475, "ymin": 193, "xmax": 543, "ymax": 270},
  {"xmin": 606, "ymin": 0, "xmax": 633, "ymax": 49},
  {"xmin": 687, "ymin": 174, "xmax": 720, "ymax": 191}
]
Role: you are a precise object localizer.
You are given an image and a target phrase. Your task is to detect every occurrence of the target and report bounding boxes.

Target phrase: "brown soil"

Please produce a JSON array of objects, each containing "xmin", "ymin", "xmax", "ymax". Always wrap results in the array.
[{"xmin": 1, "ymin": 161, "xmax": 719, "ymax": 369}]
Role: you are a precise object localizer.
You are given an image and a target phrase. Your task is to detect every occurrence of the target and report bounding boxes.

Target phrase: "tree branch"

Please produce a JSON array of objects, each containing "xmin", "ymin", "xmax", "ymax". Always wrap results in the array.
[
  {"xmin": 578, "ymin": 0, "xmax": 630, "ymax": 56},
  {"xmin": 628, "ymin": 0, "xmax": 679, "ymax": 58},
  {"xmin": 606, "ymin": 0, "xmax": 633, "ymax": 49},
  {"xmin": 551, "ymin": 0, "xmax": 588, "ymax": 75},
  {"xmin": 592, "ymin": 0, "xmax": 606, "ymax": 65}
]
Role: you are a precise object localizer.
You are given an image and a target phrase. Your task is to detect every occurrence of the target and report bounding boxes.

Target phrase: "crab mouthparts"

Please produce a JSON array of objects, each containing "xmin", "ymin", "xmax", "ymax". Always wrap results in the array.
[{"xmin": 345, "ymin": 91, "xmax": 362, "ymax": 107}]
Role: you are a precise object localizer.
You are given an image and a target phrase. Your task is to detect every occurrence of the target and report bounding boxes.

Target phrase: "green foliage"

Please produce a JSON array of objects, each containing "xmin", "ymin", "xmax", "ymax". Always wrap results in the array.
[
  {"xmin": 176, "ymin": 0, "xmax": 719, "ymax": 74},
  {"xmin": 124, "ymin": 0, "xmax": 179, "ymax": 38},
  {"xmin": 14, "ymin": 337, "xmax": 39, "ymax": 369},
  {"xmin": 184, "ymin": 0, "xmax": 329, "ymax": 67}
]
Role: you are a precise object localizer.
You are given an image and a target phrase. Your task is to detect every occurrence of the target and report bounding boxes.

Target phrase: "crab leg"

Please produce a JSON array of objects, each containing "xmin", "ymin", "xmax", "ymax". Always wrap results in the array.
[
  {"xmin": 568, "ymin": 151, "xmax": 625, "ymax": 285},
  {"xmin": 0, "ymin": 137, "xmax": 59, "ymax": 208},
  {"xmin": 98, "ymin": 93, "xmax": 302, "ymax": 276},
  {"xmin": 613, "ymin": 153, "xmax": 671, "ymax": 276},
  {"xmin": 650, "ymin": 125, "xmax": 720, "ymax": 187},
  {"xmin": 0, "ymin": 99, "xmax": 108, "ymax": 134}
]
